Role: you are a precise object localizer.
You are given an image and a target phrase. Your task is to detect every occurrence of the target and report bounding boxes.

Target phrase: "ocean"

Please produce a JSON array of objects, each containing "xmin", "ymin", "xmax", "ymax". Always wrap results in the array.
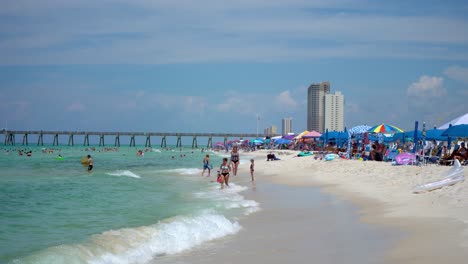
[{"xmin": 0, "ymin": 146, "xmax": 259, "ymax": 264}]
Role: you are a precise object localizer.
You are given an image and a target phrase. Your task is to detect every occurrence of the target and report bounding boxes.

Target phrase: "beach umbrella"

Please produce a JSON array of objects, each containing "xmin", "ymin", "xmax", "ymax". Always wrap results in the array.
[
  {"xmin": 441, "ymin": 124, "xmax": 468, "ymax": 138},
  {"xmin": 282, "ymin": 134, "xmax": 295, "ymax": 140},
  {"xmin": 349, "ymin": 125, "xmax": 371, "ymax": 135},
  {"xmin": 438, "ymin": 112, "xmax": 468, "ymax": 129},
  {"xmin": 252, "ymin": 138, "xmax": 264, "ymax": 145},
  {"xmin": 275, "ymin": 138, "xmax": 291, "ymax": 145},
  {"xmin": 294, "ymin": 130, "xmax": 310, "ymax": 140},
  {"xmin": 425, "ymin": 129, "xmax": 447, "ymax": 141},
  {"xmin": 368, "ymin": 123, "xmax": 404, "ymax": 134},
  {"xmin": 302, "ymin": 130, "xmax": 322, "ymax": 139}
]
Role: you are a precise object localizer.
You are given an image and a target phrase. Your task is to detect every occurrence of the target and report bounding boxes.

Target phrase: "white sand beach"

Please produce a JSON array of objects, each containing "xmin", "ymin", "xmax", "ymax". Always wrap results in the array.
[
  {"xmin": 154, "ymin": 149, "xmax": 468, "ymax": 264},
  {"xmin": 245, "ymin": 150, "xmax": 468, "ymax": 263}
]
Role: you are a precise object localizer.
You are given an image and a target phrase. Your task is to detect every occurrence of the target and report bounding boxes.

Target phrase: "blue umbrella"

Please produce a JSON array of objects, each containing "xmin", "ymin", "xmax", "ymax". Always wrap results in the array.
[
  {"xmin": 425, "ymin": 129, "xmax": 447, "ymax": 141},
  {"xmin": 275, "ymin": 138, "xmax": 291, "ymax": 145},
  {"xmin": 441, "ymin": 124, "xmax": 468, "ymax": 137},
  {"xmin": 349, "ymin": 125, "xmax": 372, "ymax": 135}
]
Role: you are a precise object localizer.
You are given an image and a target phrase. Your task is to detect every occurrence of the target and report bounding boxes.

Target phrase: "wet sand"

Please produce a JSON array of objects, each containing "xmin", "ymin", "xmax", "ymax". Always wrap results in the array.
[{"xmin": 155, "ymin": 179, "xmax": 400, "ymax": 264}]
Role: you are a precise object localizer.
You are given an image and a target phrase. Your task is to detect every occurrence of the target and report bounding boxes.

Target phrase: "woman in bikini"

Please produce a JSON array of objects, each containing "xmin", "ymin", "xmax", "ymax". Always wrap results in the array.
[
  {"xmin": 219, "ymin": 157, "xmax": 231, "ymax": 189},
  {"xmin": 230, "ymin": 146, "xmax": 240, "ymax": 176}
]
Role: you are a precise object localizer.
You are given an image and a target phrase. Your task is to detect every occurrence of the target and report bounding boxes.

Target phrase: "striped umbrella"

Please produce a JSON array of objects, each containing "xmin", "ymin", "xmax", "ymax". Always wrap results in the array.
[{"xmin": 368, "ymin": 123, "xmax": 404, "ymax": 134}]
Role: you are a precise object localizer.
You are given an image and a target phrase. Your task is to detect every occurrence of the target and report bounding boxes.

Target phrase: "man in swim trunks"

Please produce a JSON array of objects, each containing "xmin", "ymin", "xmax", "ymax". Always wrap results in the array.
[
  {"xmin": 201, "ymin": 154, "xmax": 211, "ymax": 177},
  {"xmin": 87, "ymin": 155, "xmax": 94, "ymax": 173}
]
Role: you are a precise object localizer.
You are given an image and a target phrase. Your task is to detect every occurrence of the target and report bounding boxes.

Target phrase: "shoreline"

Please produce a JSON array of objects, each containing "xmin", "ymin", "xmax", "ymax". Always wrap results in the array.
[{"xmin": 245, "ymin": 149, "xmax": 468, "ymax": 263}]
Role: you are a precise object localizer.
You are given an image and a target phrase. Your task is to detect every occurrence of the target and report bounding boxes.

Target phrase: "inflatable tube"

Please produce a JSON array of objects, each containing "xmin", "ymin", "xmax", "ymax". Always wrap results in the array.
[
  {"xmin": 55, "ymin": 156, "xmax": 64, "ymax": 160},
  {"xmin": 394, "ymin": 153, "xmax": 417, "ymax": 165},
  {"xmin": 413, "ymin": 160, "xmax": 465, "ymax": 193},
  {"xmin": 324, "ymin": 154, "xmax": 339, "ymax": 161},
  {"xmin": 297, "ymin": 151, "xmax": 312, "ymax": 157},
  {"xmin": 440, "ymin": 159, "xmax": 464, "ymax": 178},
  {"xmin": 413, "ymin": 174, "xmax": 464, "ymax": 193}
]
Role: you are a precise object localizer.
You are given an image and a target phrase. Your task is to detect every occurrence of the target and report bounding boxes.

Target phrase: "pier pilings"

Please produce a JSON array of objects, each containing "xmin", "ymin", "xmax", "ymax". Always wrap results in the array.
[{"xmin": 1, "ymin": 130, "xmax": 277, "ymax": 148}]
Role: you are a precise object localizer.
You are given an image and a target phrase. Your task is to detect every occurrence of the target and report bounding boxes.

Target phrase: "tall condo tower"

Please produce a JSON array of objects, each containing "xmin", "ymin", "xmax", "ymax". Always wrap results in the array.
[
  {"xmin": 282, "ymin": 118, "xmax": 293, "ymax": 135},
  {"xmin": 324, "ymin": 91, "xmax": 345, "ymax": 132},
  {"xmin": 307, "ymin": 81, "xmax": 330, "ymax": 133}
]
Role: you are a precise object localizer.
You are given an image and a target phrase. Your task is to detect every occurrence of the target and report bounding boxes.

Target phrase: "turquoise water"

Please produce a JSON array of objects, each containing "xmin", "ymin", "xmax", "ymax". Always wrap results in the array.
[{"xmin": 0, "ymin": 146, "xmax": 258, "ymax": 264}]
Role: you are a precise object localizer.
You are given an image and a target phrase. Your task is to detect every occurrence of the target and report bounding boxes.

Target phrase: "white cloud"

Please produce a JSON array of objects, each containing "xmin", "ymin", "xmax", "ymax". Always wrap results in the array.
[
  {"xmin": 275, "ymin": 91, "xmax": 298, "ymax": 109},
  {"xmin": 1, "ymin": 1, "xmax": 468, "ymax": 64},
  {"xmin": 407, "ymin": 75, "xmax": 446, "ymax": 97},
  {"xmin": 155, "ymin": 94, "xmax": 207, "ymax": 113},
  {"xmin": 216, "ymin": 92, "xmax": 257, "ymax": 114},
  {"xmin": 444, "ymin": 66, "xmax": 468, "ymax": 84}
]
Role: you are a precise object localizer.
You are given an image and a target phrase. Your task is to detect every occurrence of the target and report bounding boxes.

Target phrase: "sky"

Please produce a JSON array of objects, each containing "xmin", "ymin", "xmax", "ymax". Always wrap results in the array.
[{"xmin": 1, "ymin": 0, "xmax": 468, "ymax": 139}]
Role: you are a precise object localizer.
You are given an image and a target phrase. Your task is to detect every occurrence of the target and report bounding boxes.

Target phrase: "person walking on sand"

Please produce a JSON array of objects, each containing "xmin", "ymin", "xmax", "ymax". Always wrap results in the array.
[
  {"xmin": 230, "ymin": 145, "xmax": 240, "ymax": 176},
  {"xmin": 87, "ymin": 155, "xmax": 94, "ymax": 173},
  {"xmin": 249, "ymin": 159, "xmax": 255, "ymax": 181},
  {"xmin": 201, "ymin": 154, "xmax": 211, "ymax": 177},
  {"xmin": 219, "ymin": 157, "xmax": 231, "ymax": 189}
]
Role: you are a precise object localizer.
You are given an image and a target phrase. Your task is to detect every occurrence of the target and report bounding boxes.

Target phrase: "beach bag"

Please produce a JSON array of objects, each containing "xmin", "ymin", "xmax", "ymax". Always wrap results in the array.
[{"xmin": 217, "ymin": 175, "xmax": 223, "ymax": 183}]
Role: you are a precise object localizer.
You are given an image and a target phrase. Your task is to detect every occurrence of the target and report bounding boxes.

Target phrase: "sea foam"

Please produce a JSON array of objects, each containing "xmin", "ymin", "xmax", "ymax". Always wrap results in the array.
[
  {"xmin": 12, "ymin": 212, "xmax": 240, "ymax": 264},
  {"xmin": 194, "ymin": 183, "xmax": 261, "ymax": 216},
  {"xmin": 106, "ymin": 170, "xmax": 141, "ymax": 178},
  {"xmin": 164, "ymin": 168, "xmax": 202, "ymax": 175}
]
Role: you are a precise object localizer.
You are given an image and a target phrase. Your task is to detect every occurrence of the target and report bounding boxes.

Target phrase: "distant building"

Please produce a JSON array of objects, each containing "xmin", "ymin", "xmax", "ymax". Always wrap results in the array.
[
  {"xmin": 264, "ymin": 125, "xmax": 277, "ymax": 136},
  {"xmin": 307, "ymin": 81, "xmax": 330, "ymax": 133},
  {"xmin": 307, "ymin": 81, "xmax": 344, "ymax": 133},
  {"xmin": 324, "ymin": 91, "xmax": 345, "ymax": 132},
  {"xmin": 282, "ymin": 118, "xmax": 293, "ymax": 135}
]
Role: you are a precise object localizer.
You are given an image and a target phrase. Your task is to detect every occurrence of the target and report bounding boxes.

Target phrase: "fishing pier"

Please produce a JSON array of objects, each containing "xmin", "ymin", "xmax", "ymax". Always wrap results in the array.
[{"xmin": 2, "ymin": 130, "xmax": 276, "ymax": 148}]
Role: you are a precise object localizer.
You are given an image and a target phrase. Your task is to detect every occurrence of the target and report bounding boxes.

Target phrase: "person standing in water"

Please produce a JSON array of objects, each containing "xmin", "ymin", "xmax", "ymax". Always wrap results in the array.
[
  {"xmin": 87, "ymin": 155, "xmax": 94, "ymax": 173},
  {"xmin": 219, "ymin": 157, "xmax": 231, "ymax": 189},
  {"xmin": 230, "ymin": 145, "xmax": 240, "ymax": 176},
  {"xmin": 201, "ymin": 154, "xmax": 211, "ymax": 177},
  {"xmin": 249, "ymin": 159, "xmax": 255, "ymax": 181}
]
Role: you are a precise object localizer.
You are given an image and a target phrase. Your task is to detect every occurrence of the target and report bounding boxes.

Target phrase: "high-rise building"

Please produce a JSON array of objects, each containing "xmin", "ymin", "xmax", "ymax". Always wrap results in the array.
[
  {"xmin": 282, "ymin": 118, "xmax": 293, "ymax": 135},
  {"xmin": 307, "ymin": 81, "xmax": 330, "ymax": 133},
  {"xmin": 324, "ymin": 91, "xmax": 345, "ymax": 132},
  {"xmin": 264, "ymin": 125, "xmax": 277, "ymax": 136}
]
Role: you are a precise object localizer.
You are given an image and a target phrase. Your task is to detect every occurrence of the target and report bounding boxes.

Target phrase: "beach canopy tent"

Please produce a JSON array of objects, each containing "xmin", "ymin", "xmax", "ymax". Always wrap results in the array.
[
  {"xmin": 302, "ymin": 130, "xmax": 322, "ymax": 139},
  {"xmin": 425, "ymin": 129, "xmax": 448, "ymax": 141},
  {"xmin": 320, "ymin": 131, "xmax": 348, "ymax": 148},
  {"xmin": 394, "ymin": 130, "xmax": 422, "ymax": 142},
  {"xmin": 294, "ymin": 130, "xmax": 310, "ymax": 140},
  {"xmin": 282, "ymin": 134, "xmax": 296, "ymax": 140},
  {"xmin": 441, "ymin": 124, "xmax": 468, "ymax": 138},
  {"xmin": 252, "ymin": 138, "xmax": 265, "ymax": 145},
  {"xmin": 274, "ymin": 138, "xmax": 292, "ymax": 145},
  {"xmin": 346, "ymin": 125, "xmax": 371, "ymax": 158},
  {"xmin": 396, "ymin": 129, "xmax": 448, "ymax": 142},
  {"xmin": 438, "ymin": 113, "xmax": 468, "ymax": 129},
  {"xmin": 349, "ymin": 125, "xmax": 372, "ymax": 135}
]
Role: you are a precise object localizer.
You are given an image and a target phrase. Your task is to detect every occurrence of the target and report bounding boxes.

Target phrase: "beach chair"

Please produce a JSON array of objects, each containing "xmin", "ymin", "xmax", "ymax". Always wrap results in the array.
[{"xmin": 384, "ymin": 149, "xmax": 399, "ymax": 162}]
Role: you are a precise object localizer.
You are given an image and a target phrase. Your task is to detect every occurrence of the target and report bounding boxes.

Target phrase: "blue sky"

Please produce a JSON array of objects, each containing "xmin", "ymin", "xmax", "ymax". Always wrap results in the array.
[{"xmin": 1, "ymin": 0, "xmax": 468, "ymax": 137}]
